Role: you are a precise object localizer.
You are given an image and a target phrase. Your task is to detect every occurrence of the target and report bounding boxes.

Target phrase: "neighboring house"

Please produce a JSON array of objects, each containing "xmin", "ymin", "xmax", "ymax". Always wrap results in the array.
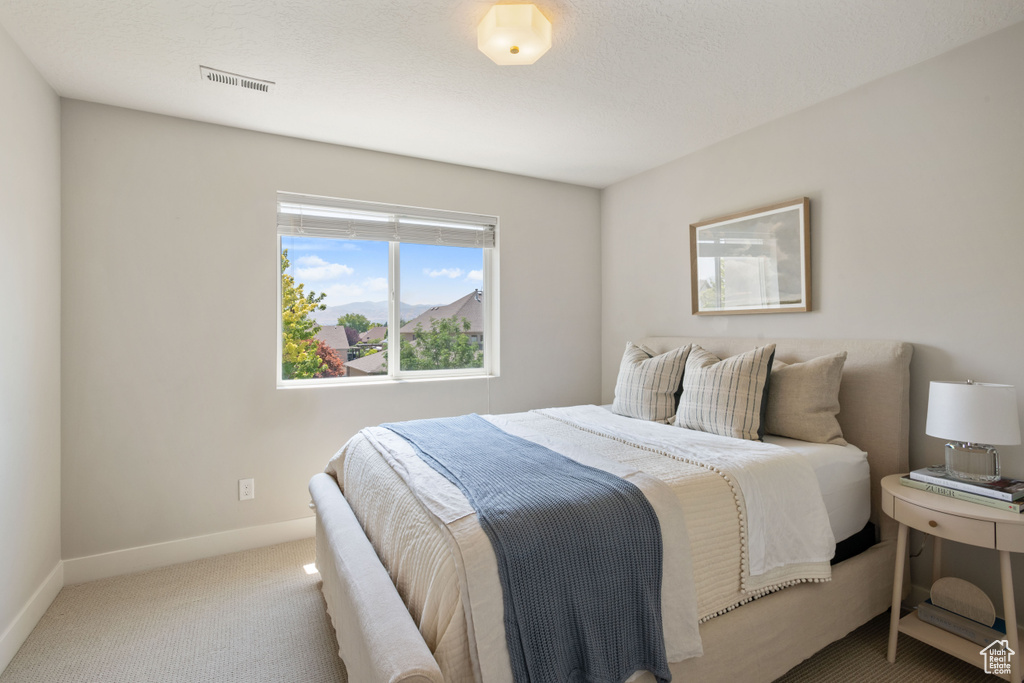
[
  {"xmin": 360, "ymin": 326, "xmax": 386, "ymax": 343},
  {"xmin": 344, "ymin": 351, "xmax": 386, "ymax": 377},
  {"xmin": 399, "ymin": 290, "xmax": 484, "ymax": 348},
  {"xmin": 315, "ymin": 325, "xmax": 361, "ymax": 361},
  {"xmin": 344, "ymin": 292, "xmax": 483, "ymax": 376},
  {"xmin": 352, "ymin": 325, "xmax": 387, "ymax": 360}
]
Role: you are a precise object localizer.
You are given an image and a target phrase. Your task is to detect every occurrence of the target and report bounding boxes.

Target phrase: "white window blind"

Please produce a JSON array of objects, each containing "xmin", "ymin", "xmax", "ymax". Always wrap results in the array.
[{"xmin": 277, "ymin": 192, "xmax": 496, "ymax": 248}]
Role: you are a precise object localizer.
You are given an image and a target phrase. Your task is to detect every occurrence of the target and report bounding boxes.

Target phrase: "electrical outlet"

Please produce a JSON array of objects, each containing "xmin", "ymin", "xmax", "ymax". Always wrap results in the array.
[{"xmin": 239, "ymin": 478, "xmax": 255, "ymax": 501}]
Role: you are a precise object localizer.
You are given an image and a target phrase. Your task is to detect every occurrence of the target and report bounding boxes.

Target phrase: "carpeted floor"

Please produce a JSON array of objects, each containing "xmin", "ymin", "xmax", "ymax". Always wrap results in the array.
[
  {"xmin": 0, "ymin": 538, "xmax": 1000, "ymax": 682},
  {"xmin": 775, "ymin": 611, "xmax": 992, "ymax": 683},
  {"xmin": 0, "ymin": 539, "xmax": 347, "ymax": 683}
]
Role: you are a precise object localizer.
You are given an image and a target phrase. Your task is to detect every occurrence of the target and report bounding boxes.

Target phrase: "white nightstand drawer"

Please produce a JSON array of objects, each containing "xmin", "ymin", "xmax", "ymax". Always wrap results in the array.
[{"xmin": 894, "ymin": 498, "xmax": 995, "ymax": 548}]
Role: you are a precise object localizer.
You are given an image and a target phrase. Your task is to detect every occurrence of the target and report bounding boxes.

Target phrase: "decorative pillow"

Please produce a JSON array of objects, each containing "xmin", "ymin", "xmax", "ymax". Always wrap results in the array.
[
  {"xmin": 765, "ymin": 352, "xmax": 848, "ymax": 445},
  {"xmin": 611, "ymin": 342, "xmax": 691, "ymax": 422},
  {"xmin": 675, "ymin": 344, "xmax": 776, "ymax": 440}
]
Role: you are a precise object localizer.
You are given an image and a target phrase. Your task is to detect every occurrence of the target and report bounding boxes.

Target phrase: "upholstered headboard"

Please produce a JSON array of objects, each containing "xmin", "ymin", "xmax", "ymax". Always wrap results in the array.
[{"xmin": 638, "ymin": 337, "xmax": 913, "ymax": 541}]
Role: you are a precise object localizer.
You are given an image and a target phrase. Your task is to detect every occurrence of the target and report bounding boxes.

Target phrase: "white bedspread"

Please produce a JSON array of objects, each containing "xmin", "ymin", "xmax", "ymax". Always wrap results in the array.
[
  {"xmin": 329, "ymin": 408, "xmax": 836, "ymax": 682},
  {"xmin": 360, "ymin": 418, "xmax": 703, "ymax": 683},
  {"xmin": 540, "ymin": 405, "xmax": 836, "ymax": 577}
]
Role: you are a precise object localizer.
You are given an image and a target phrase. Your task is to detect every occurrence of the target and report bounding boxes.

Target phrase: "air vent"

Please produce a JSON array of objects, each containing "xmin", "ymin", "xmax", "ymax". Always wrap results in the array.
[{"xmin": 200, "ymin": 66, "xmax": 274, "ymax": 93}]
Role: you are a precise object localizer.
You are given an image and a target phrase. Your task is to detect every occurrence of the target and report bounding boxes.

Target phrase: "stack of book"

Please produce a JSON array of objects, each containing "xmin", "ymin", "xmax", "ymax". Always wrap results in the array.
[
  {"xmin": 916, "ymin": 598, "xmax": 1007, "ymax": 646},
  {"xmin": 902, "ymin": 467, "xmax": 1024, "ymax": 513}
]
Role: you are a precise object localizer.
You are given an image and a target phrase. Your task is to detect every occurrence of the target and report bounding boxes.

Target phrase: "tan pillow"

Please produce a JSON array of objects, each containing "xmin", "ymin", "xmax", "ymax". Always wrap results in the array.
[
  {"xmin": 765, "ymin": 352, "xmax": 848, "ymax": 445},
  {"xmin": 675, "ymin": 344, "xmax": 775, "ymax": 440},
  {"xmin": 611, "ymin": 342, "xmax": 691, "ymax": 422}
]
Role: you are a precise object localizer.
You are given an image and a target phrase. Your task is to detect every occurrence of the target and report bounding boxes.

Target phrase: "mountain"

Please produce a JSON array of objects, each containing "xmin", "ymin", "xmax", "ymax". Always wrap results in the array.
[{"xmin": 313, "ymin": 301, "xmax": 439, "ymax": 326}]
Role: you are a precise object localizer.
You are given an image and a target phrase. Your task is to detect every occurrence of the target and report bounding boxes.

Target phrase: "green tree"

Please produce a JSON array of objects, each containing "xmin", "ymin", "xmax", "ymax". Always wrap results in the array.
[
  {"xmin": 281, "ymin": 249, "xmax": 327, "ymax": 379},
  {"xmin": 337, "ymin": 312, "xmax": 372, "ymax": 333},
  {"xmin": 400, "ymin": 315, "xmax": 483, "ymax": 371}
]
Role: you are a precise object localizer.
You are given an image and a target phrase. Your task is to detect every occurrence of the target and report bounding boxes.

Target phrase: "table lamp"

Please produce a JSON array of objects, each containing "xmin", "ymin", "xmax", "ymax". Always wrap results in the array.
[{"xmin": 926, "ymin": 380, "xmax": 1021, "ymax": 482}]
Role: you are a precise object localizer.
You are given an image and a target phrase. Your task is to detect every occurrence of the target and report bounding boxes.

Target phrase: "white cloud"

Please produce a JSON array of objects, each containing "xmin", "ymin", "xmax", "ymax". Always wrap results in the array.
[
  {"xmin": 319, "ymin": 277, "xmax": 388, "ymax": 307},
  {"xmin": 466, "ymin": 270, "xmax": 483, "ymax": 282},
  {"xmin": 424, "ymin": 267, "xmax": 463, "ymax": 279},
  {"xmin": 363, "ymin": 277, "xmax": 389, "ymax": 293},
  {"xmin": 295, "ymin": 255, "xmax": 354, "ymax": 281}
]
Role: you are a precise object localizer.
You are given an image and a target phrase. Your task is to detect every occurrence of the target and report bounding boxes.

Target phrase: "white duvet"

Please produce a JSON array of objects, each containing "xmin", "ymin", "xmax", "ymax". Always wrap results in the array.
[
  {"xmin": 330, "ymin": 406, "xmax": 836, "ymax": 682},
  {"xmin": 542, "ymin": 405, "xmax": 836, "ymax": 577}
]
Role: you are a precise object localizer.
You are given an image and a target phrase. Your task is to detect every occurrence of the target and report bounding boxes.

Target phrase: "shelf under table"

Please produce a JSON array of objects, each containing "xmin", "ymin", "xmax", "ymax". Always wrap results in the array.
[{"xmin": 899, "ymin": 611, "xmax": 1023, "ymax": 682}]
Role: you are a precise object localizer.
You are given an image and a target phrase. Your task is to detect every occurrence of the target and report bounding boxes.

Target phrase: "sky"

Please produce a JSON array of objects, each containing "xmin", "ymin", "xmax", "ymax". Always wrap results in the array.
[{"xmin": 281, "ymin": 236, "xmax": 483, "ymax": 307}]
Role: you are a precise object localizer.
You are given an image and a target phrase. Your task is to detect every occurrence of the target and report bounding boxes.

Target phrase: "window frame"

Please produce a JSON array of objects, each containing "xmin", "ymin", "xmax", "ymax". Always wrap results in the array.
[{"xmin": 276, "ymin": 193, "xmax": 499, "ymax": 388}]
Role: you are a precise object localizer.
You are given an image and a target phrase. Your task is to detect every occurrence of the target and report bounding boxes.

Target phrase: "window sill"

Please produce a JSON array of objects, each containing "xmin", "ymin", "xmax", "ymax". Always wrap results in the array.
[{"xmin": 277, "ymin": 372, "xmax": 498, "ymax": 389}]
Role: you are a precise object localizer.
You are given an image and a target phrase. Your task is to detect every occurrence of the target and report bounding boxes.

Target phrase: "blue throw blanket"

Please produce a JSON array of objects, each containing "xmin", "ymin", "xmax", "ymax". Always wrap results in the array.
[{"xmin": 383, "ymin": 414, "xmax": 670, "ymax": 683}]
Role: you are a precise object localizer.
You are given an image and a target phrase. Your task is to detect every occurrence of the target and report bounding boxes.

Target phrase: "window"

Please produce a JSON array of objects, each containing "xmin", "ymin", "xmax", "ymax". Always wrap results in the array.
[{"xmin": 277, "ymin": 192, "xmax": 498, "ymax": 385}]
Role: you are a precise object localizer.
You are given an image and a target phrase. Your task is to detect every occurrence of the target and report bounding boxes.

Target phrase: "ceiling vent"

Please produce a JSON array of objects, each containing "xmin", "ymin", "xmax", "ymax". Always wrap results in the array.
[{"xmin": 199, "ymin": 66, "xmax": 274, "ymax": 93}]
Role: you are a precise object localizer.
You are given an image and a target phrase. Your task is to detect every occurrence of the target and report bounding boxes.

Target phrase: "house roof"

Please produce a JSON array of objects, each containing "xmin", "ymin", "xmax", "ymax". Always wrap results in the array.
[
  {"xmin": 360, "ymin": 326, "xmax": 387, "ymax": 343},
  {"xmin": 315, "ymin": 325, "xmax": 353, "ymax": 350},
  {"xmin": 344, "ymin": 352, "xmax": 385, "ymax": 375},
  {"xmin": 399, "ymin": 290, "xmax": 483, "ymax": 336}
]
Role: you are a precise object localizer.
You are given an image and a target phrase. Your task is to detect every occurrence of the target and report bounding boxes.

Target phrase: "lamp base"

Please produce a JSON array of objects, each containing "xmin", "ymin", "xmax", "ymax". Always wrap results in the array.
[{"xmin": 945, "ymin": 442, "xmax": 1000, "ymax": 483}]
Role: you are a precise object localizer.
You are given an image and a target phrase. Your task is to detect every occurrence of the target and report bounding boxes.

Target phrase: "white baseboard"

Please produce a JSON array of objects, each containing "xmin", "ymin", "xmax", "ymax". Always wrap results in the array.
[
  {"xmin": 63, "ymin": 516, "xmax": 316, "ymax": 585},
  {"xmin": 0, "ymin": 560, "xmax": 63, "ymax": 674}
]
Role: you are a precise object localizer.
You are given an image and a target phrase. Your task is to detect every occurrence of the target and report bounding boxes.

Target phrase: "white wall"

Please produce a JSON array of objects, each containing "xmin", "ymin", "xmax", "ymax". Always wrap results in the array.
[
  {"xmin": 601, "ymin": 21, "xmax": 1024, "ymax": 610},
  {"xmin": 0, "ymin": 24, "xmax": 62, "ymax": 669},
  {"xmin": 60, "ymin": 101, "xmax": 601, "ymax": 561}
]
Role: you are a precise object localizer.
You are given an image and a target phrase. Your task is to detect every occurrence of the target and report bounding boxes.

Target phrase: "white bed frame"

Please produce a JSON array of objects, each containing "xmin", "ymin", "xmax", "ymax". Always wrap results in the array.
[{"xmin": 309, "ymin": 337, "xmax": 913, "ymax": 682}]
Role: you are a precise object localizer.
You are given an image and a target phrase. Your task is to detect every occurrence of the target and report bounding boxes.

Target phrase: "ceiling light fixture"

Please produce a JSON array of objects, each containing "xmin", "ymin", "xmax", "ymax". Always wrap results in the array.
[{"xmin": 477, "ymin": 4, "xmax": 552, "ymax": 65}]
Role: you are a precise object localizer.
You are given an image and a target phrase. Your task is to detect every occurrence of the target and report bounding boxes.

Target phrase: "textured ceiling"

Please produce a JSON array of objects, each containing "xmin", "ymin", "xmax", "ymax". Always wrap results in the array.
[{"xmin": 2, "ymin": 1, "xmax": 1023, "ymax": 187}]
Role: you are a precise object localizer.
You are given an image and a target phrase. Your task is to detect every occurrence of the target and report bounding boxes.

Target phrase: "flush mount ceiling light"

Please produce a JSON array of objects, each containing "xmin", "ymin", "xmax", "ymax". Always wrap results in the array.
[{"xmin": 477, "ymin": 4, "xmax": 552, "ymax": 65}]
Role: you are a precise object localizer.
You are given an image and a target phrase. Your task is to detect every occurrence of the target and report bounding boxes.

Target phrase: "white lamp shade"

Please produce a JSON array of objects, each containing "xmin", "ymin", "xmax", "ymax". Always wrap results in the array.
[
  {"xmin": 926, "ymin": 381, "xmax": 1021, "ymax": 445},
  {"xmin": 478, "ymin": 4, "xmax": 552, "ymax": 65}
]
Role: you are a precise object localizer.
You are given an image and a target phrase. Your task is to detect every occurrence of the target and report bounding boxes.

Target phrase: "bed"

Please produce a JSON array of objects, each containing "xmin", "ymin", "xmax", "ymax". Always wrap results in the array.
[{"xmin": 309, "ymin": 336, "xmax": 913, "ymax": 682}]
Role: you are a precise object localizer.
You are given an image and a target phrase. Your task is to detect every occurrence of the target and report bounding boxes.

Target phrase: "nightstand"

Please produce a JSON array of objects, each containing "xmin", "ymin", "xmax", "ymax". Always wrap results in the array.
[{"xmin": 882, "ymin": 473, "xmax": 1024, "ymax": 682}]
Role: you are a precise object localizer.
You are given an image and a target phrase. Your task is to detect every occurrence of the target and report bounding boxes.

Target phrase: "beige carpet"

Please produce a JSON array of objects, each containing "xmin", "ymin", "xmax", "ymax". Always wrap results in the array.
[
  {"xmin": 0, "ymin": 539, "xmax": 347, "ymax": 683},
  {"xmin": 775, "ymin": 611, "xmax": 992, "ymax": 683},
  {"xmin": 0, "ymin": 538, "xmax": 999, "ymax": 682}
]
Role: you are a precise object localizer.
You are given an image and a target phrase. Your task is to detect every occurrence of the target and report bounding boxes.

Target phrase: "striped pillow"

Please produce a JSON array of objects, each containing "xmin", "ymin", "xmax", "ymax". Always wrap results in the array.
[
  {"xmin": 675, "ymin": 344, "xmax": 776, "ymax": 440},
  {"xmin": 611, "ymin": 342, "xmax": 691, "ymax": 422}
]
